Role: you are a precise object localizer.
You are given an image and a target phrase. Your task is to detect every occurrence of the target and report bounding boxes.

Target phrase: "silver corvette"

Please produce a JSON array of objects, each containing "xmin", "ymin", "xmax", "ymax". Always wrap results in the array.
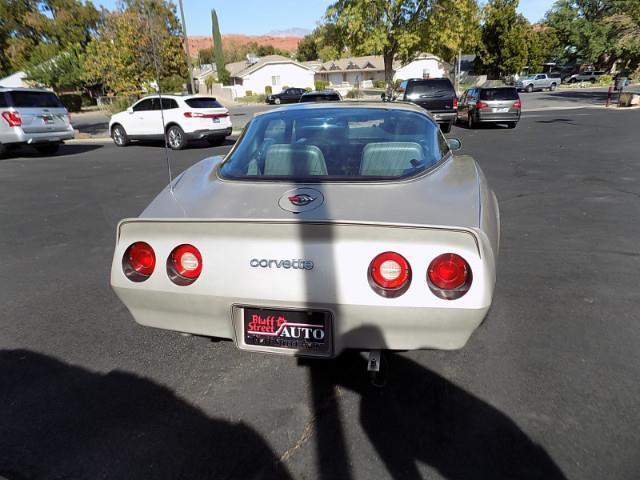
[{"xmin": 110, "ymin": 102, "xmax": 500, "ymax": 360}]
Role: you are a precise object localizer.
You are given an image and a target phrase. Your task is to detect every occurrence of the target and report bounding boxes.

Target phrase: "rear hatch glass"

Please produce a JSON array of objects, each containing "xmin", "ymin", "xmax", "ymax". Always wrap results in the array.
[
  {"xmin": 8, "ymin": 91, "xmax": 64, "ymax": 108},
  {"xmin": 404, "ymin": 79, "xmax": 456, "ymax": 111},
  {"xmin": 185, "ymin": 97, "xmax": 223, "ymax": 108},
  {"xmin": 479, "ymin": 88, "xmax": 519, "ymax": 101},
  {"xmin": 300, "ymin": 94, "xmax": 340, "ymax": 102}
]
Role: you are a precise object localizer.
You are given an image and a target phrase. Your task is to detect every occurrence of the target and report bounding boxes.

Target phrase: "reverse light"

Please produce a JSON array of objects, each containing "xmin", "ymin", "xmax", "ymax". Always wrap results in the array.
[
  {"xmin": 122, "ymin": 242, "xmax": 155, "ymax": 282},
  {"xmin": 368, "ymin": 251, "xmax": 411, "ymax": 298},
  {"xmin": 167, "ymin": 244, "xmax": 202, "ymax": 285},
  {"xmin": 1, "ymin": 111, "xmax": 21, "ymax": 127},
  {"xmin": 475, "ymin": 101, "xmax": 489, "ymax": 110},
  {"xmin": 427, "ymin": 253, "xmax": 472, "ymax": 300}
]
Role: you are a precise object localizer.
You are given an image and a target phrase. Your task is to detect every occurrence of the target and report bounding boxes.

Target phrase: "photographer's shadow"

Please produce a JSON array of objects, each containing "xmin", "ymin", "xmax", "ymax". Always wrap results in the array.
[
  {"xmin": 0, "ymin": 349, "xmax": 291, "ymax": 480},
  {"xmin": 305, "ymin": 326, "xmax": 567, "ymax": 480}
]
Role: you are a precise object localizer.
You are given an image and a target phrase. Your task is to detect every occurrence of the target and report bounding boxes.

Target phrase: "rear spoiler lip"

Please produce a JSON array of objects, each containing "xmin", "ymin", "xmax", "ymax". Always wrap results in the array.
[{"xmin": 115, "ymin": 218, "xmax": 482, "ymax": 257}]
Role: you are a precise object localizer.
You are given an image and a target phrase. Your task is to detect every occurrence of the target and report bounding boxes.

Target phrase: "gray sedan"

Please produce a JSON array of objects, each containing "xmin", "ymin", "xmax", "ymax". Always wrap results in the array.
[{"xmin": 110, "ymin": 102, "xmax": 500, "ymax": 368}]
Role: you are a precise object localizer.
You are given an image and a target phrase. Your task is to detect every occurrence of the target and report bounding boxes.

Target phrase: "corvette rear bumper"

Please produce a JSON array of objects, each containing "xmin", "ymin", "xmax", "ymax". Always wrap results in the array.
[{"xmin": 113, "ymin": 285, "xmax": 489, "ymax": 354}]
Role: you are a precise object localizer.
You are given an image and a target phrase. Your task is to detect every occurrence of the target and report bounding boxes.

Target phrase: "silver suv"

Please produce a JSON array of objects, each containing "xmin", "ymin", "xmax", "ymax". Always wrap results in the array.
[{"xmin": 0, "ymin": 87, "xmax": 74, "ymax": 156}]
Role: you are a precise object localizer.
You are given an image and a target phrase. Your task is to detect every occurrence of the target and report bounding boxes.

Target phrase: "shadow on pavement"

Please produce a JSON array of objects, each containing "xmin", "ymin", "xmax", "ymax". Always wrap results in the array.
[
  {"xmin": 0, "ymin": 349, "xmax": 292, "ymax": 480},
  {"xmin": 73, "ymin": 121, "xmax": 109, "ymax": 136},
  {"xmin": 302, "ymin": 327, "xmax": 568, "ymax": 480},
  {"xmin": 1, "ymin": 143, "xmax": 103, "ymax": 160}
]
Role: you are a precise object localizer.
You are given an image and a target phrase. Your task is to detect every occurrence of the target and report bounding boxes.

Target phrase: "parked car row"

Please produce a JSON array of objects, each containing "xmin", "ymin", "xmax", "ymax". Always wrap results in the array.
[{"xmin": 397, "ymin": 78, "xmax": 522, "ymax": 130}]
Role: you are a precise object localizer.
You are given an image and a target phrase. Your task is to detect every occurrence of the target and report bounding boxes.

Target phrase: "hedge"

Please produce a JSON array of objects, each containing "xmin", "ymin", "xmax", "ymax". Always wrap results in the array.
[{"xmin": 59, "ymin": 94, "xmax": 82, "ymax": 112}]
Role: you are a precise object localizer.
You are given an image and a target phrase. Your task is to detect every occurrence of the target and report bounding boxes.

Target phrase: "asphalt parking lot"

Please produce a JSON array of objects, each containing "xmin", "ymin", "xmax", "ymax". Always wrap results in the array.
[{"xmin": 1, "ymin": 106, "xmax": 639, "ymax": 480}]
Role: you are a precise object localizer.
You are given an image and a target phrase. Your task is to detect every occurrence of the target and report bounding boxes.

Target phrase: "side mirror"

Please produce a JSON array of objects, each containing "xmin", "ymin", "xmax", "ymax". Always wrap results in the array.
[
  {"xmin": 127, "ymin": 107, "xmax": 133, "ymax": 114},
  {"xmin": 447, "ymin": 137, "xmax": 462, "ymax": 151}
]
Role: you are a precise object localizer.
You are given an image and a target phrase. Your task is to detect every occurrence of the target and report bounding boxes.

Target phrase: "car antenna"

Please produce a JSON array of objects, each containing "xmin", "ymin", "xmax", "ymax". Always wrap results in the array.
[{"xmin": 145, "ymin": 4, "xmax": 174, "ymax": 192}]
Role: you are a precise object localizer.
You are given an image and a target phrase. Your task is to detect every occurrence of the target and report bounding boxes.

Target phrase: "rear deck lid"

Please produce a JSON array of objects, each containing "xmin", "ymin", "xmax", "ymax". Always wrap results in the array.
[{"xmin": 7, "ymin": 90, "xmax": 69, "ymax": 134}]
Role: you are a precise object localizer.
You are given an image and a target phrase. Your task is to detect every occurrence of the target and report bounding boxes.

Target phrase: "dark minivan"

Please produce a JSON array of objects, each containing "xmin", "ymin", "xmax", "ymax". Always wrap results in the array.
[
  {"xmin": 399, "ymin": 78, "xmax": 457, "ymax": 132},
  {"xmin": 456, "ymin": 87, "xmax": 521, "ymax": 129}
]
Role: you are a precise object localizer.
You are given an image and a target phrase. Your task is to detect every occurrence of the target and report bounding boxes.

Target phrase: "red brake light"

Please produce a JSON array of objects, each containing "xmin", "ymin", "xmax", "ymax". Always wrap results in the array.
[
  {"xmin": 168, "ymin": 244, "xmax": 202, "ymax": 285},
  {"xmin": 368, "ymin": 252, "xmax": 411, "ymax": 297},
  {"xmin": 475, "ymin": 101, "xmax": 489, "ymax": 110},
  {"xmin": 427, "ymin": 253, "xmax": 472, "ymax": 300},
  {"xmin": 184, "ymin": 112, "xmax": 229, "ymax": 118},
  {"xmin": 453, "ymin": 98, "xmax": 458, "ymax": 109},
  {"xmin": 513, "ymin": 100, "xmax": 522, "ymax": 108},
  {"xmin": 2, "ymin": 111, "xmax": 21, "ymax": 127},
  {"xmin": 123, "ymin": 242, "xmax": 155, "ymax": 281}
]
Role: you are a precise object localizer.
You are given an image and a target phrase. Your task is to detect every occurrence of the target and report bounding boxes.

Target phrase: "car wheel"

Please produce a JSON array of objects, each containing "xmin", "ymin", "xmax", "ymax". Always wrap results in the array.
[
  {"xmin": 568, "ymin": 78, "xmax": 576, "ymax": 84},
  {"xmin": 550, "ymin": 83, "xmax": 557, "ymax": 91},
  {"xmin": 440, "ymin": 122, "xmax": 452, "ymax": 133},
  {"xmin": 590, "ymin": 78, "xmax": 596, "ymax": 84},
  {"xmin": 274, "ymin": 98, "xmax": 281, "ymax": 105},
  {"xmin": 166, "ymin": 125, "xmax": 187, "ymax": 150},
  {"xmin": 467, "ymin": 113, "xmax": 474, "ymax": 129},
  {"xmin": 34, "ymin": 143, "xmax": 60, "ymax": 155},
  {"xmin": 207, "ymin": 136, "xmax": 225, "ymax": 147},
  {"xmin": 525, "ymin": 84, "xmax": 534, "ymax": 93},
  {"xmin": 507, "ymin": 122, "xmax": 517, "ymax": 129},
  {"xmin": 111, "ymin": 124, "xmax": 130, "ymax": 147}
]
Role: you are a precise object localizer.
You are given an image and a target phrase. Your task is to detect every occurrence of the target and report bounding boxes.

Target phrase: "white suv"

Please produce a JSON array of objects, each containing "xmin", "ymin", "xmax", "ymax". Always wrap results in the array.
[
  {"xmin": 109, "ymin": 94, "xmax": 232, "ymax": 150},
  {"xmin": 0, "ymin": 87, "xmax": 74, "ymax": 156}
]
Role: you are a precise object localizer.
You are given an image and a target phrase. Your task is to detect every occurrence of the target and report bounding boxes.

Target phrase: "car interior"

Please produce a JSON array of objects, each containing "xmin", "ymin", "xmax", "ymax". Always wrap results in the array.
[{"xmin": 228, "ymin": 111, "xmax": 447, "ymax": 179}]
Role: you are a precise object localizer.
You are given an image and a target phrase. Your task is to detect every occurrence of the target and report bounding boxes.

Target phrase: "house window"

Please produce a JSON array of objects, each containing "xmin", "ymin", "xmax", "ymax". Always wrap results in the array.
[{"xmin": 272, "ymin": 75, "xmax": 280, "ymax": 86}]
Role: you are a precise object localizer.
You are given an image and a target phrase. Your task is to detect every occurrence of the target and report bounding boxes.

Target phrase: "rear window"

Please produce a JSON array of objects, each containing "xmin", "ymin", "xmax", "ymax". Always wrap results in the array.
[
  {"xmin": 479, "ymin": 88, "xmax": 519, "ymax": 101},
  {"xmin": 0, "ymin": 93, "xmax": 7, "ymax": 108},
  {"xmin": 300, "ymin": 93, "xmax": 340, "ymax": 103},
  {"xmin": 185, "ymin": 97, "xmax": 223, "ymax": 108},
  {"xmin": 405, "ymin": 79, "xmax": 455, "ymax": 97},
  {"xmin": 8, "ymin": 91, "xmax": 63, "ymax": 108},
  {"xmin": 220, "ymin": 108, "xmax": 449, "ymax": 181}
]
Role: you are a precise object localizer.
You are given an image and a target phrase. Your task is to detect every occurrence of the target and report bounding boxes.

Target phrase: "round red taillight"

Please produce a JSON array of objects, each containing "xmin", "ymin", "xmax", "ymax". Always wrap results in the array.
[
  {"xmin": 123, "ymin": 242, "xmax": 155, "ymax": 282},
  {"xmin": 167, "ymin": 244, "xmax": 202, "ymax": 285},
  {"xmin": 368, "ymin": 252, "xmax": 411, "ymax": 297},
  {"xmin": 427, "ymin": 253, "xmax": 472, "ymax": 299}
]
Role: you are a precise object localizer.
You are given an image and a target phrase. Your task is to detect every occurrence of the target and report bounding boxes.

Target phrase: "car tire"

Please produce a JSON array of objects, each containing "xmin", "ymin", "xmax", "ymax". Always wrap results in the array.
[
  {"xmin": 440, "ymin": 122, "xmax": 452, "ymax": 133},
  {"xmin": 507, "ymin": 122, "xmax": 517, "ymax": 129},
  {"xmin": 467, "ymin": 113, "xmax": 474, "ymax": 129},
  {"xmin": 550, "ymin": 83, "xmax": 557, "ymax": 91},
  {"xmin": 207, "ymin": 136, "xmax": 225, "ymax": 147},
  {"xmin": 590, "ymin": 78, "xmax": 596, "ymax": 84},
  {"xmin": 166, "ymin": 125, "xmax": 187, "ymax": 150},
  {"xmin": 274, "ymin": 98, "xmax": 281, "ymax": 105},
  {"xmin": 111, "ymin": 124, "xmax": 130, "ymax": 147},
  {"xmin": 34, "ymin": 143, "xmax": 60, "ymax": 155},
  {"xmin": 525, "ymin": 84, "xmax": 534, "ymax": 93}
]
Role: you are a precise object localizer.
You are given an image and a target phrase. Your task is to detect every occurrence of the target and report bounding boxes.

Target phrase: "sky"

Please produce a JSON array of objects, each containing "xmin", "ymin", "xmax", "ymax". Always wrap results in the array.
[{"xmin": 93, "ymin": 0, "xmax": 558, "ymax": 36}]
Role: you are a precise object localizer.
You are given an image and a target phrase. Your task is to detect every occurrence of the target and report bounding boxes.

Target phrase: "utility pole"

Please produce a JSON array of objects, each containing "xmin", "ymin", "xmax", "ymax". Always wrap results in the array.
[{"xmin": 178, "ymin": 0, "xmax": 195, "ymax": 94}]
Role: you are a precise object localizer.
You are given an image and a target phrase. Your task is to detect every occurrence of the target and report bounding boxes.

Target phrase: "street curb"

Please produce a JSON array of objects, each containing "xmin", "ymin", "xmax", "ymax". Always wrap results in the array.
[{"xmin": 66, "ymin": 130, "xmax": 244, "ymax": 144}]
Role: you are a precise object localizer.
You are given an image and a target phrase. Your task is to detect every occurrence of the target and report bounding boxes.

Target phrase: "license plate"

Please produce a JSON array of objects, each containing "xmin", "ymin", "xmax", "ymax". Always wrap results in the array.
[
  {"xmin": 241, "ymin": 307, "xmax": 331, "ymax": 357},
  {"xmin": 212, "ymin": 117, "xmax": 220, "ymax": 123},
  {"xmin": 494, "ymin": 108, "xmax": 509, "ymax": 113},
  {"xmin": 43, "ymin": 116, "xmax": 54, "ymax": 124}
]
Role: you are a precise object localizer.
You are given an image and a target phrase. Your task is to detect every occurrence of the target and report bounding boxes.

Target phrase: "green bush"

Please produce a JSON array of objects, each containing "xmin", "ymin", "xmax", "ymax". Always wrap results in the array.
[
  {"xmin": 59, "ymin": 94, "xmax": 82, "ymax": 112},
  {"xmin": 598, "ymin": 74, "xmax": 613, "ymax": 86},
  {"xmin": 81, "ymin": 94, "xmax": 96, "ymax": 107},
  {"xmin": 245, "ymin": 90, "xmax": 253, "ymax": 96},
  {"xmin": 373, "ymin": 79, "xmax": 386, "ymax": 89},
  {"xmin": 237, "ymin": 94, "xmax": 266, "ymax": 104},
  {"xmin": 314, "ymin": 80, "xmax": 329, "ymax": 91},
  {"xmin": 265, "ymin": 85, "xmax": 272, "ymax": 95},
  {"xmin": 159, "ymin": 74, "xmax": 186, "ymax": 93},
  {"xmin": 103, "ymin": 97, "xmax": 136, "ymax": 115},
  {"xmin": 305, "ymin": 87, "xmax": 312, "ymax": 92},
  {"xmin": 618, "ymin": 92, "xmax": 633, "ymax": 107}
]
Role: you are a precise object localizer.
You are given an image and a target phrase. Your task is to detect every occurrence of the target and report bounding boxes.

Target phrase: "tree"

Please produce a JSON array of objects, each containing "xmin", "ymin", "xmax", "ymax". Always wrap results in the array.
[
  {"xmin": 525, "ymin": 26, "xmax": 560, "ymax": 71},
  {"xmin": 296, "ymin": 33, "xmax": 319, "ymax": 61},
  {"xmin": 322, "ymin": 0, "xmax": 479, "ymax": 90},
  {"xmin": 477, "ymin": 0, "xmax": 530, "ymax": 78},
  {"xmin": 210, "ymin": 8, "xmax": 232, "ymax": 85},
  {"xmin": 421, "ymin": 0, "xmax": 481, "ymax": 62},
  {"xmin": 24, "ymin": 43, "xmax": 85, "ymax": 91},
  {"xmin": 0, "ymin": 0, "xmax": 102, "ymax": 78},
  {"xmin": 82, "ymin": 0, "xmax": 187, "ymax": 95}
]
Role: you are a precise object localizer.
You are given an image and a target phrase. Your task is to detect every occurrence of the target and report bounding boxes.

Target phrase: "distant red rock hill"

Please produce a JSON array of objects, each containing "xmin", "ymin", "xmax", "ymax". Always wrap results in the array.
[{"xmin": 186, "ymin": 35, "xmax": 301, "ymax": 54}]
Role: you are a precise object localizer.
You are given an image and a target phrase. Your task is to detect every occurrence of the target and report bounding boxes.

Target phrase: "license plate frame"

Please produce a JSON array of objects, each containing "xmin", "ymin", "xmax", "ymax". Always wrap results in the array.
[
  {"xmin": 233, "ymin": 306, "xmax": 333, "ymax": 357},
  {"xmin": 494, "ymin": 107, "xmax": 509, "ymax": 113},
  {"xmin": 212, "ymin": 117, "xmax": 220, "ymax": 123}
]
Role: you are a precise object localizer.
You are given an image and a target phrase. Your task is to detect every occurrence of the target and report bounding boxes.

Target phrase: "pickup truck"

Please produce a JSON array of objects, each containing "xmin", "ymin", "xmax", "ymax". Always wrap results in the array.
[{"xmin": 515, "ymin": 74, "xmax": 558, "ymax": 93}]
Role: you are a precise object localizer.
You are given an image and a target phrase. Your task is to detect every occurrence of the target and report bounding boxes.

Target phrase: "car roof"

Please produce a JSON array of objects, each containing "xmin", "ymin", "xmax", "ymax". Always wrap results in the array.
[
  {"xmin": 0, "ymin": 87, "xmax": 56, "ymax": 93},
  {"xmin": 136, "ymin": 93, "xmax": 216, "ymax": 101},
  {"xmin": 255, "ymin": 101, "xmax": 430, "ymax": 117},
  {"xmin": 301, "ymin": 90, "xmax": 340, "ymax": 95}
]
